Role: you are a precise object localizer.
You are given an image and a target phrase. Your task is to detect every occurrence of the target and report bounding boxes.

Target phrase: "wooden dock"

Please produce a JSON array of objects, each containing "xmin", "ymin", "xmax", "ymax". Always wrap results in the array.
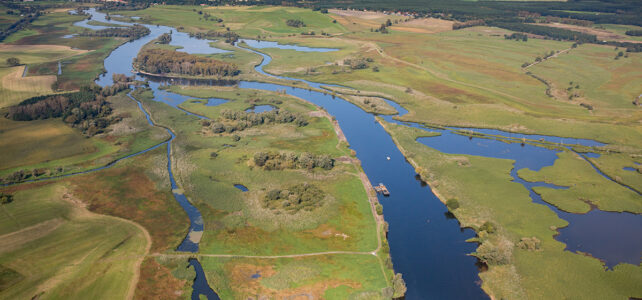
[{"xmin": 374, "ymin": 183, "xmax": 390, "ymax": 196}]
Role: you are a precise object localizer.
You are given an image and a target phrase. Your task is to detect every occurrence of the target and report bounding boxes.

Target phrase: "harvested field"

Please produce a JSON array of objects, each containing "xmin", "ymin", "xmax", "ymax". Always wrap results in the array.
[
  {"xmin": 535, "ymin": 23, "xmax": 642, "ymax": 43},
  {"xmin": 391, "ymin": 18, "xmax": 454, "ymax": 34},
  {"xmin": 0, "ymin": 66, "xmax": 55, "ymax": 107}
]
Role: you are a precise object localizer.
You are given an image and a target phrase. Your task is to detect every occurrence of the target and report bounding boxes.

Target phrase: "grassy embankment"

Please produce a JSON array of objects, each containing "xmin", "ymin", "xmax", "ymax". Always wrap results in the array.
[
  {"xmin": 132, "ymin": 84, "xmax": 391, "ymax": 298},
  {"xmin": 379, "ymin": 120, "xmax": 642, "ymax": 299}
]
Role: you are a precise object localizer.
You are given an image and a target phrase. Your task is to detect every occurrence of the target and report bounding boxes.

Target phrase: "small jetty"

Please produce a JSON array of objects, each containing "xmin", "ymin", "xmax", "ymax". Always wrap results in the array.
[{"xmin": 374, "ymin": 183, "xmax": 390, "ymax": 196}]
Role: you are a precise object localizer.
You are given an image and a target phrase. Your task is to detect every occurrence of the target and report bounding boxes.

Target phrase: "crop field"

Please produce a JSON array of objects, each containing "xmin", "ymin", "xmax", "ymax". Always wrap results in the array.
[
  {"xmin": 0, "ymin": 66, "xmax": 56, "ymax": 107},
  {"xmin": 0, "ymin": 182, "xmax": 148, "ymax": 300}
]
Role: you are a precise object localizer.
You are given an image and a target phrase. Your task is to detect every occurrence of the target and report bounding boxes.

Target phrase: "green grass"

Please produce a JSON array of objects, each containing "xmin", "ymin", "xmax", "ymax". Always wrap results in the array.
[
  {"xmin": 589, "ymin": 152, "xmax": 642, "ymax": 192},
  {"xmin": 0, "ymin": 183, "xmax": 147, "ymax": 300},
  {"xmin": 0, "ymin": 92, "xmax": 169, "ymax": 182},
  {"xmin": 117, "ymin": 5, "xmax": 346, "ymax": 38},
  {"xmin": 518, "ymin": 151, "xmax": 642, "ymax": 214},
  {"xmin": 200, "ymin": 254, "xmax": 387, "ymax": 299},
  {"xmin": 133, "ymin": 86, "xmax": 377, "ymax": 255},
  {"xmin": 379, "ymin": 119, "xmax": 642, "ymax": 299}
]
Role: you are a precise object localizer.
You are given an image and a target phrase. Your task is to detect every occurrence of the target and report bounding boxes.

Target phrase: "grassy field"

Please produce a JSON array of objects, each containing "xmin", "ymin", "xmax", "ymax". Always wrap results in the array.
[
  {"xmin": 518, "ymin": 151, "xmax": 642, "ymax": 214},
  {"xmin": 0, "ymin": 92, "xmax": 169, "ymax": 183},
  {"xmin": 200, "ymin": 254, "xmax": 388, "ymax": 299},
  {"xmin": 118, "ymin": 5, "xmax": 346, "ymax": 38},
  {"xmin": 0, "ymin": 66, "xmax": 56, "ymax": 108},
  {"xmin": 379, "ymin": 119, "xmax": 642, "ymax": 300},
  {"xmin": 0, "ymin": 182, "xmax": 148, "ymax": 300}
]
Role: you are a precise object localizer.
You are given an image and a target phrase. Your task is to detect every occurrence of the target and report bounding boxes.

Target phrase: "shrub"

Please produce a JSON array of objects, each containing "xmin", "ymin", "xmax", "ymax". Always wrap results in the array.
[
  {"xmin": 375, "ymin": 202, "xmax": 383, "ymax": 215},
  {"xmin": 446, "ymin": 198, "xmax": 460, "ymax": 210},
  {"xmin": 6, "ymin": 57, "xmax": 20, "ymax": 66},
  {"xmin": 479, "ymin": 221, "xmax": 496, "ymax": 234},
  {"xmin": 262, "ymin": 183, "xmax": 325, "ymax": 213},
  {"xmin": 517, "ymin": 237, "xmax": 541, "ymax": 251},
  {"xmin": 0, "ymin": 193, "xmax": 13, "ymax": 205},
  {"xmin": 286, "ymin": 19, "xmax": 306, "ymax": 28}
]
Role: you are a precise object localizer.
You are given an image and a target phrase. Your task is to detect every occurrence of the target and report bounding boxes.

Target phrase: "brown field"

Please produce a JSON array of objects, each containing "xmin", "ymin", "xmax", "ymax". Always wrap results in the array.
[
  {"xmin": 390, "ymin": 18, "xmax": 454, "ymax": 34},
  {"xmin": 0, "ymin": 66, "xmax": 56, "ymax": 107},
  {"xmin": 536, "ymin": 23, "xmax": 642, "ymax": 43},
  {"xmin": 134, "ymin": 257, "xmax": 190, "ymax": 300}
]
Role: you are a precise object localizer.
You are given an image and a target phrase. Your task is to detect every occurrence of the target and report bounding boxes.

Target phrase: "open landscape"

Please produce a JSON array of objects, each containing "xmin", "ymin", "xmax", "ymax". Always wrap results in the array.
[{"xmin": 0, "ymin": 0, "xmax": 640, "ymax": 299}]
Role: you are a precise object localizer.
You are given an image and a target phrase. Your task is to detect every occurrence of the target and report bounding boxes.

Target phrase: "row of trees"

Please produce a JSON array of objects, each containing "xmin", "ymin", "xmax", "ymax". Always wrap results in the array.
[
  {"xmin": 78, "ymin": 24, "xmax": 150, "ymax": 41},
  {"xmin": 134, "ymin": 48, "xmax": 240, "ymax": 77},
  {"xmin": 625, "ymin": 30, "xmax": 642, "ymax": 37},
  {"xmin": 263, "ymin": 183, "xmax": 325, "ymax": 213},
  {"xmin": 253, "ymin": 151, "xmax": 334, "ymax": 171},
  {"xmin": 0, "ymin": 12, "xmax": 41, "ymax": 42},
  {"xmin": 487, "ymin": 21, "xmax": 597, "ymax": 43},
  {"xmin": 343, "ymin": 57, "xmax": 373, "ymax": 70},
  {"xmin": 505, "ymin": 33, "xmax": 528, "ymax": 42}
]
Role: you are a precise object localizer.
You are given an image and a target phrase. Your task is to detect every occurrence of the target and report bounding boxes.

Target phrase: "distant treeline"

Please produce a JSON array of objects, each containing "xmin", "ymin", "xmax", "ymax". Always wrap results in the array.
[
  {"xmin": 134, "ymin": 48, "xmax": 240, "ymax": 77},
  {"xmin": 79, "ymin": 24, "xmax": 150, "ymax": 41},
  {"xmin": 487, "ymin": 21, "xmax": 597, "ymax": 43},
  {"xmin": 6, "ymin": 84, "xmax": 128, "ymax": 136}
]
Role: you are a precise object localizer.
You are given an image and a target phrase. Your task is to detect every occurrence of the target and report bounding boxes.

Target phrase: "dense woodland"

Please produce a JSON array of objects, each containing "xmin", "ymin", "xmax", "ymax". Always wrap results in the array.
[
  {"xmin": 134, "ymin": 48, "xmax": 239, "ymax": 77},
  {"xmin": 6, "ymin": 83, "xmax": 128, "ymax": 136},
  {"xmin": 253, "ymin": 151, "xmax": 334, "ymax": 170},
  {"xmin": 78, "ymin": 24, "xmax": 150, "ymax": 40}
]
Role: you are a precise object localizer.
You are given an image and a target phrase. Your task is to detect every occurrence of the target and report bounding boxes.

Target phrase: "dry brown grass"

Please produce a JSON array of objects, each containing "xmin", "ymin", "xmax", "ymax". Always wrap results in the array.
[
  {"xmin": 536, "ymin": 23, "xmax": 642, "ymax": 44},
  {"xmin": 0, "ymin": 66, "xmax": 56, "ymax": 107},
  {"xmin": 391, "ymin": 18, "xmax": 454, "ymax": 34}
]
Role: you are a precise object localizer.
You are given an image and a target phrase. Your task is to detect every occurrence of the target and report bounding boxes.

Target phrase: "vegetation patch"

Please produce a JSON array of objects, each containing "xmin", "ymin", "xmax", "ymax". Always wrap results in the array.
[
  {"xmin": 253, "ymin": 151, "xmax": 334, "ymax": 170},
  {"xmin": 263, "ymin": 183, "xmax": 326, "ymax": 213}
]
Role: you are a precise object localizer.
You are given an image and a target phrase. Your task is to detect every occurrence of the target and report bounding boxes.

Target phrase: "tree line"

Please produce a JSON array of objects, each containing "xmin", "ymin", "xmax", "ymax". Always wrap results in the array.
[
  {"xmin": 189, "ymin": 30, "xmax": 240, "ymax": 44},
  {"xmin": 253, "ymin": 151, "xmax": 334, "ymax": 171},
  {"xmin": 78, "ymin": 24, "xmax": 150, "ymax": 41},
  {"xmin": 0, "ymin": 11, "xmax": 41, "ymax": 42},
  {"xmin": 286, "ymin": 19, "xmax": 306, "ymax": 28},
  {"xmin": 134, "ymin": 48, "xmax": 240, "ymax": 77}
]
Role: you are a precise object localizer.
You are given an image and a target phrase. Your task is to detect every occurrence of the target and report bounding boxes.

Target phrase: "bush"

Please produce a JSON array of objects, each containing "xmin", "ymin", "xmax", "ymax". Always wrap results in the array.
[
  {"xmin": 446, "ymin": 198, "xmax": 460, "ymax": 210},
  {"xmin": 0, "ymin": 193, "xmax": 13, "ymax": 204},
  {"xmin": 6, "ymin": 57, "xmax": 20, "ymax": 66},
  {"xmin": 286, "ymin": 19, "xmax": 306, "ymax": 27},
  {"xmin": 263, "ymin": 183, "xmax": 325, "ymax": 213},
  {"xmin": 479, "ymin": 221, "xmax": 496, "ymax": 234},
  {"xmin": 375, "ymin": 202, "xmax": 383, "ymax": 215},
  {"xmin": 517, "ymin": 237, "xmax": 541, "ymax": 251}
]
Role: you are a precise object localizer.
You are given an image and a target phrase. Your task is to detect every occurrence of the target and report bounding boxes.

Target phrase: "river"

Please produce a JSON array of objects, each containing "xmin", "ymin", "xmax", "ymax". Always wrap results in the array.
[{"xmin": 75, "ymin": 7, "xmax": 640, "ymax": 299}]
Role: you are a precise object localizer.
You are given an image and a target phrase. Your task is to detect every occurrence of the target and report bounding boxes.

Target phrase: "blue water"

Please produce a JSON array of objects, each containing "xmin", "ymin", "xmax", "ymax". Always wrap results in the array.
[
  {"xmin": 234, "ymin": 184, "xmax": 249, "ymax": 192},
  {"xmin": 188, "ymin": 258, "xmax": 220, "ymax": 300},
  {"xmin": 245, "ymin": 105, "xmax": 275, "ymax": 113},
  {"xmin": 623, "ymin": 167, "xmax": 636, "ymax": 171},
  {"xmin": 447, "ymin": 126, "xmax": 606, "ymax": 147},
  {"xmin": 239, "ymin": 39, "xmax": 339, "ymax": 52}
]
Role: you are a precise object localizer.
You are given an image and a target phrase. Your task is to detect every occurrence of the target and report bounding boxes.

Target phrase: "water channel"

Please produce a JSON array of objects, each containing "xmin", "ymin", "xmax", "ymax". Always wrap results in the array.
[{"xmin": 73, "ymin": 8, "xmax": 640, "ymax": 299}]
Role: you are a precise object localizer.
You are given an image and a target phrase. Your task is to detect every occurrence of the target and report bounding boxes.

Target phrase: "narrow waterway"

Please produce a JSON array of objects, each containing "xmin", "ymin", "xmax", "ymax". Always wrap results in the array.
[{"xmin": 75, "ymin": 7, "xmax": 641, "ymax": 299}]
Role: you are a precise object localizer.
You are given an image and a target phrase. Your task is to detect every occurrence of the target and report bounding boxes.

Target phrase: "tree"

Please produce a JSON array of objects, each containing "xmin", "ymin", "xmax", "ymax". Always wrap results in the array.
[
  {"xmin": 392, "ymin": 273, "xmax": 407, "ymax": 298},
  {"xmin": 6, "ymin": 57, "xmax": 20, "ymax": 66}
]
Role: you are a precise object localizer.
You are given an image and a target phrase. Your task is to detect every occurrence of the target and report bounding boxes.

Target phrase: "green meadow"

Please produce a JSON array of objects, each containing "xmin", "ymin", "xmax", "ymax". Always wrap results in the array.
[{"xmin": 379, "ymin": 120, "xmax": 642, "ymax": 299}]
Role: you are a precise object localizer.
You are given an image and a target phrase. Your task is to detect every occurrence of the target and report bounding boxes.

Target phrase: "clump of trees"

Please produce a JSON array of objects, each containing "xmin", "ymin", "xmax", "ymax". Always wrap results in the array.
[
  {"xmin": 6, "ymin": 57, "xmax": 20, "ymax": 66},
  {"xmin": 343, "ymin": 57, "xmax": 373, "ymax": 70},
  {"xmin": 625, "ymin": 30, "xmax": 642, "ymax": 37},
  {"xmin": 206, "ymin": 109, "xmax": 307, "ymax": 134},
  {"xmin": 0, "ymin": 193, "xmax": 13, "ymax": 205},
  {"xmin": 158, "ymin": 33, "xmax": 172, "ymax": 44},
  {"xmin": 253, "ymin": 151, "xmax": 334, "ymax": 170},
  {"xmin": 78, "ymin": 24, "xmax": 150, "ymax": 41},
  {"xmin": 5, "ymin": 84, "xmax": 128, "ymax": 136},
  {"xmin": 134, "ymin": 48, "xmax": 239, "ymax": 77},
  {"xmin": 504, "ymin": 32, "xmax": 528, "ymax": 41},
  {"xmin": 517, "ymin": 237, "xmax": 541, "ymax": 251},
  {"xmin": 263, "ymin": 183, "xmax": 325, "ymax": 213},
  {"xmin": 286, "ymin": 19, "xmax": 306, "ymax": 28},
  {"xmin": 190, "ymin": 30, "xmax": 239, "ymax": 44}
]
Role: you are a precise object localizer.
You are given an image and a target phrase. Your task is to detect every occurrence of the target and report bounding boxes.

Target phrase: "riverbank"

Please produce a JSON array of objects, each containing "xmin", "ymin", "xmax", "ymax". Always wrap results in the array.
[{"xmin": 377, "ymin": 118, "xmax": 642, "ymax": 299}]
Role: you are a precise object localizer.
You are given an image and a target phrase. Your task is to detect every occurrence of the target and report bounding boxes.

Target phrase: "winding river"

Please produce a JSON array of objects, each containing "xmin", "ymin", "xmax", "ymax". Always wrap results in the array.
[{"xmin": 73, "ymin": 8, "xmax": 641, "ymax": 299}]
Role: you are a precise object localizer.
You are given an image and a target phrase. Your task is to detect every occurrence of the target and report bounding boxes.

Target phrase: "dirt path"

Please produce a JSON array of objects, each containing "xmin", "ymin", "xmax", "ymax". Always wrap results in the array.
[
  {"xmin": 522, "ymin": 47, "xmax": 573, "ymax": 70},
  {"xmin": 61, "ymin": 191, "xmax": 152, "ymax": 300}
]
